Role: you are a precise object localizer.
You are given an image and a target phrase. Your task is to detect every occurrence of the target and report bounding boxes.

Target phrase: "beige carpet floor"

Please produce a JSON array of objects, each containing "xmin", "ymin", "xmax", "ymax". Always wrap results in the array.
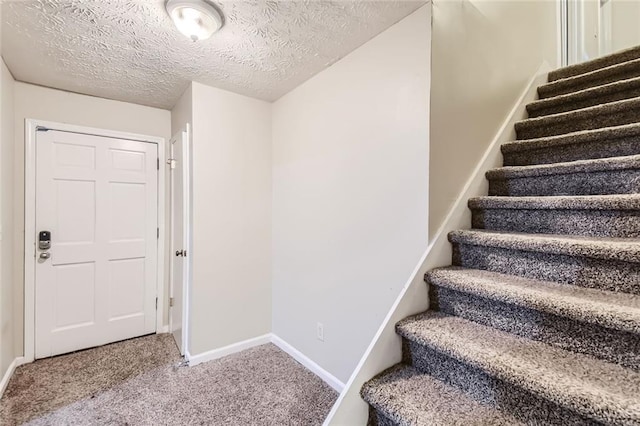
[{"xmin": 0, "ymin": 334, "xmax": 338, "ymax": 425}]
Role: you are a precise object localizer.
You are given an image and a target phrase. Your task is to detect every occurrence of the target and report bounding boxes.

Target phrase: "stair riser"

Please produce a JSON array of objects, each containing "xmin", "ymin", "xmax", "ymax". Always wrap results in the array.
[
  {"xmin": 528, "ymin": 85, "xmax": 640, "ymax": 118},
  {"xmin": 367, "ymin": 407, "xmax": 397, "ymax": 426},
  {"xmin": 539, "ymin": 65, "xmax": 640, "ymax": 99},
  {"xmin": 488, "ymin": 169, "xmax": 640, "ymax": 196},
  {"xmin": 516, "ymin": 105, "xmax": 640, "ymax": 140},
  {"xmin": 452, "ymin": 243, "xmax": 640, "ymax": 295},
  {"xmin": 429, "ymin": 285, "xmax": 640, "ymax": 370},
  {"xmin": 548, "ymin": 47, "xmax": 640, "ymax": 81},
  {"xmin": 401, "ymin": 339, "xmax": 599, "ymax": 426},
  {"xmin": 471, "ymin": 208, "xmax": 640, "ymax": 238},
  {"xmin": 503, "ymin": 136, "xmax": 640, "ymax": 166}
]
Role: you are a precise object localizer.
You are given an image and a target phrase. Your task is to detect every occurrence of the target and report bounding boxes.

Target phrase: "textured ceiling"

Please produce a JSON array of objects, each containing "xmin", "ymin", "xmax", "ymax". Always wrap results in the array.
[{"xmin": 1, "ymin": 0, "xmax": 426, "ymax": 108}]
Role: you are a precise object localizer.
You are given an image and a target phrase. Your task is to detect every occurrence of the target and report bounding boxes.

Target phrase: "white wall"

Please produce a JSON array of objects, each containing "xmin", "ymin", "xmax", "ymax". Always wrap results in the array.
[
  {"xmin": 272, "ymin": 6, "xmax": 430, "ymax": 383},
  {"xmin": 12, "ymin": 83, "xmax": 172, "ymax": 356},
  {"xmin": 188, "ymin": 82, "xmax": 272, "ymax": 356},
  {"xmin": 429, "ymin": 0, "xmax": 559, "ymax": 238},
  {"xmin": 0, "ymin": 57, "xmax": 15, "ymax": 381},
  {"xmin": 611, "ymin": 0, "xmax": 640, "ymax": 52},
  {"xmin": 171, "ymin": 84, "xmax": 192, "ymax": 136}
]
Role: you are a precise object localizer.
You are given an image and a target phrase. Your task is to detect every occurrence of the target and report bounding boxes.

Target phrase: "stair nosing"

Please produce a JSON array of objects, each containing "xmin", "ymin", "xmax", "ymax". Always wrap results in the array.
[
  {"xmin": 500, "ymin": 122, "xmax": 640, "ymax": 154},
  {"xmin": 539, "ymin": 57, "xmax": 640, "ymax": 96},
  {"xmin": 361, "ymin": 364, "xmax": 523, "ymax": 426},
  {"xmin": 397, "ymin": 312, "xmax": 640, "ymax": 424},
  {"xmin": 468, "ymin": 194, "xmax": 640, "ymax": 210},
  {"xmin": 515, "ymin": 96, "xmax": 640, "ymax": 130},
  {"xmin": 528, "ymin": 75, "xmax": 640, "ymax": 113},
  {"xmin": 426, "ymin": 266, "xmax": 640, "ymax": 334},
  {"xmin": 548, "ymin": 45, "xmax": 640, "ymax": 82},
  {"xmin": 487, "ymin": 154, "xmax": 640, "ymax": 179},
  {"xmin": 449, "ymin": 229, "xmax": 640, "ymax": 263}
]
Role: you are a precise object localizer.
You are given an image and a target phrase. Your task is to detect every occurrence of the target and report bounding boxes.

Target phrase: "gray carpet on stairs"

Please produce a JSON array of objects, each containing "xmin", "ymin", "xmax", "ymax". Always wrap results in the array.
[
  {"xmin": 501, "ymin": 122, "xmax": 640, "ymax": 166},
  {"xmin": 487, "ymin": 154, "xmax": 640, "ymax": 196},
  {"xmin": 527, "ymin": 76, "xmax": 640, "ymax": 117},
  {"xmin": 515, "ymin": 97, "xmax": 640, "ymax": 139},
  {"xmin": 361, "ymin": 45, "xmax": 640, "ymax": 425},
  {"xmin": 548, "ymin": 45, "xmax": 640, "ymax": 82},
  {"xmin": 538, "ymin": 57, "xmax": 640, "ymax": 99},
  {"xmin": 0, "ymin": 334, "xmax": 337, "ymax": 426}
]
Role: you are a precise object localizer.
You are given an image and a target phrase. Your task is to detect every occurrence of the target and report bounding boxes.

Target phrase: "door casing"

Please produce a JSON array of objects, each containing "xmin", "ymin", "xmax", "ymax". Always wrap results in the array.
[
  {"xmin": 23, "ymin": 119, "xmax": 167, "ymax": 363},
  {"xmin": 169, "ymin": 125, "xmax": 192, "ymax": 359}
]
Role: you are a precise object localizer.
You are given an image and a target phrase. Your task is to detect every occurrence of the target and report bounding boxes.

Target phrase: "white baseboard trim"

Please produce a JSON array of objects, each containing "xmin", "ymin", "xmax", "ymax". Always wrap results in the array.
[
  {"xmin": 271, "ymin": 334, "xmax": 345, "ymax": 393},
  {"xmin": 184, "ymin": 332, "xmax": 345, "ymax": 393},
  {"xmin": 1, "ymin": 357, "xmax": 25, "ymax": 398},
  {"xmin": 157, "ymin": 325, "xmax": 170, "ymax": 334},
  {"xmin": 187, "ymin": 333, "xmax": 272, "ymax": 367}
]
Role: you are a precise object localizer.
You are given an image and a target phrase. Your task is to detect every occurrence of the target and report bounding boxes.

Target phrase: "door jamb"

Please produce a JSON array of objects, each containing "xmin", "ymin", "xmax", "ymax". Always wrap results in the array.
[
  {"xmin": 24, "ymin": 119, "xmax": 167, "ymax": 363},
  {"xmin": 168, "ymin": 124, "xmax": 192, "ymax": 359},
  {"xmin": 558, "ymin": 0, "xmax": 569, "ymax": 67}
]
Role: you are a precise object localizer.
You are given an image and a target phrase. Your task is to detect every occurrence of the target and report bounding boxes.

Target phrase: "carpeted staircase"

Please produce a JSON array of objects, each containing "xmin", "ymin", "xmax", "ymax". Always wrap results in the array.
[{"xmin": 361, "ymin": 46, "xmax": 640, "ymax": 425}]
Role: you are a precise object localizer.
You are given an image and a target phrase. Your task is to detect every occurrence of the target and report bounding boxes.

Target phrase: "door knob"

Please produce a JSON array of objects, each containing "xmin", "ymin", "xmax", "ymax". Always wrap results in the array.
[{"xmin": 40, "ymin": 252, "xmax": 51, "ymax": 260}]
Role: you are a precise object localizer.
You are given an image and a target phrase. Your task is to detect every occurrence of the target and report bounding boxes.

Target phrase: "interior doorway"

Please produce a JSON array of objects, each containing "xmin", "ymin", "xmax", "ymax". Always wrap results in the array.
[
  {"xmin": 563, "ymin": 0, "xmax": 640, "ymax": 66},
  {"xmin": 169, "ymin": 125, "xmax": 191, "ymax": 357},
  {"xmin": 24, "ymin": 120, "xmax": 167, "ymax": 362}
]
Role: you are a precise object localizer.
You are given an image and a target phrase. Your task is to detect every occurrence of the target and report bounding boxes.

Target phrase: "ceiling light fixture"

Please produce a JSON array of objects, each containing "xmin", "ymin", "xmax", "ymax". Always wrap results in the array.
[{"xmin": 166, "ymin": 0, "xmax": 223, "ymax": 42}]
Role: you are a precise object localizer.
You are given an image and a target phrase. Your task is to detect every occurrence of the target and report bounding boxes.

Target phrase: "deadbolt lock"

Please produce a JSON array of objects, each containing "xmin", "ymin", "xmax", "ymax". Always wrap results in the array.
[{"xmin": 39, "ymin": 231, "xmax": 51, "ymax": 250}]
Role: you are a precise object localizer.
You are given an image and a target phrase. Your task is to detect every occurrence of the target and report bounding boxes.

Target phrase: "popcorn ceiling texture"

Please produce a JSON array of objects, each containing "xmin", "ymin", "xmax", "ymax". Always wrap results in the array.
[{"xmin": 0, "ymin": 0, "xmax": 425, "ymax": 109}]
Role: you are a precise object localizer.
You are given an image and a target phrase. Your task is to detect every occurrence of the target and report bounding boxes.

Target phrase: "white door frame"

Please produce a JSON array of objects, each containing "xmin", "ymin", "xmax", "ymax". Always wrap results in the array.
[
  {"xmin": 23, "ymin": 119, "xmax": 167, "ymax": 363},
  {"xmin": 558, "ymin": 0, "xmax": 569, "ymax": 67},
  {"xmin": 169, "ymin": 124, "xmax": 192, "ymax": 359},
  {"xmin": 561, "ymin": 0, "xmax": 586, "ymax": 67}
]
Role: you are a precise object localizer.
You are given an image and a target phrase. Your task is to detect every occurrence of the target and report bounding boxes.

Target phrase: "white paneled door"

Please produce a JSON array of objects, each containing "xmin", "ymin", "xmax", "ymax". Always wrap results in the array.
[{"xmin": 35, "ymin": 130, "xmax": 158, "ymax": 359}]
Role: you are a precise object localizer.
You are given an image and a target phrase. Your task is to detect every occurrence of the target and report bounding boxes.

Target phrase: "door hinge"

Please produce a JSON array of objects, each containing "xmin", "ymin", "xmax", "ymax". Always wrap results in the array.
[
  {"xmin": 167, "ymin": 158, "xmax": 176, "ymax": 169},
  {"xmin": 155, "ymin": 297, "xmax": 158, "ymax": 309},
  {"xmin": 169, "ymin": 297, "xmax": 174, "ymax": 307},
  {"xmin": 157, "ymin": 228, "xmax": 159, "ymax": 239},
  {"xmin": 157, "ymin": 158, "xmax": 160, "ymax": 170}
]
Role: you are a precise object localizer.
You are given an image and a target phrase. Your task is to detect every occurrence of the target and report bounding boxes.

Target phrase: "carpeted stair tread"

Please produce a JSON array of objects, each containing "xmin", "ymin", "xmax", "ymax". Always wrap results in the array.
[
  {"xmin": 397, "ymin": 312, "xmax": 640, "ymax": 424},
  {"xmin": 469, "ymin": 195, "xmax": 640, "ymax": 237},
  {"xmin": 426, "ymin": 267, "xmax": 640, "ymax": 334},
  {"xmin": 487, "ymin": 154, "xmax": 640, "ymax": 180},
  {"xmin": 528, "ymin": 75, "xmax": 640, "ymax": 117},
  {"xmin": 487, "ymin": 156, "xmax": 640, "ymax": 196},
  {"xmin": 363, "ymin": 47, "xmax": 640, "ymax": 424},
  {"xmin": 449, "ymin": 229, "xmax": 640, "ymax": 263},
  {"xmin": 469, "ymin": 194, "xmax": 640, "ymax": 210},
  {"xmin": 501, "ymin": 121, "xmax": 640, "ymax": 157},
  {"xmin": 361, "ymin": 364, "xmax": 523, "ymax": 426},
  {"xmin": 515, "ymin": 96, "xmax": 640, "ymax": 139},
  {"xmin": 538, "ymin": 58, "xmax": 640, "ymax": 99},
  {"xmin": 548, "ymin": 45, "xmax": 640, "ymax": 82}
]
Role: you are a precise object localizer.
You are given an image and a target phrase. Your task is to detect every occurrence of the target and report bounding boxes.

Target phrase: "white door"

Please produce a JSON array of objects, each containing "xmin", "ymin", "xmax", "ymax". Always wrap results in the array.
[
  {"xmin": 35, "ymin": 130, "xmax": 158, "ymax": 359},
  {"xmin": 169, "ymin": 128, "xmax": 189, "ymax": 355}
]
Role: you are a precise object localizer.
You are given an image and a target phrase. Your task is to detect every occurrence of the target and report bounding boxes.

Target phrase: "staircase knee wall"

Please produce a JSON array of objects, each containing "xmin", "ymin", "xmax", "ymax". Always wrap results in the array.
[{"xmin": 323, "ymin": 62, "xmax": 552, "ymax": 426}]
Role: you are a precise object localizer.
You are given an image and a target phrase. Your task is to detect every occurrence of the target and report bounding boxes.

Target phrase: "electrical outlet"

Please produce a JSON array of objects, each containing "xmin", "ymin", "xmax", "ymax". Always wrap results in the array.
[{"xmin": 317, "ymin": 322, "xmax": 324, "ymax": 342}]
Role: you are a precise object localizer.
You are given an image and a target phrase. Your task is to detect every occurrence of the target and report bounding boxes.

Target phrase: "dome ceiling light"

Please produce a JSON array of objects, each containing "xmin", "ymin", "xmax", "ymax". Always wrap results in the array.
[{"xmin": 166, "ymin": 0, "xmax": 223, "ymax": 42}]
